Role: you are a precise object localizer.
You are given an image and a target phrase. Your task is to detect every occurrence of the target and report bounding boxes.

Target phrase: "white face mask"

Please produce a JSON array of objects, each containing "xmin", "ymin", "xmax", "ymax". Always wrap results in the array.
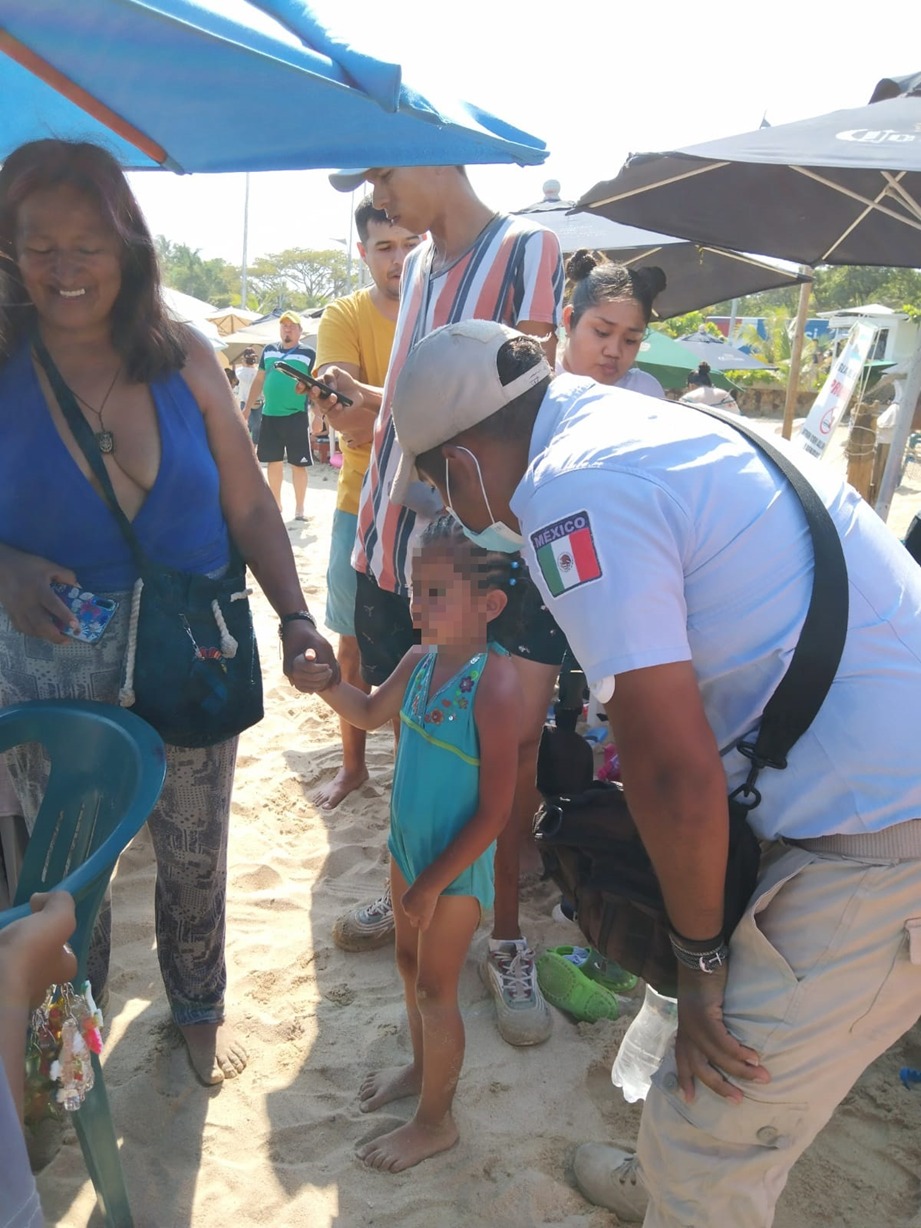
[{"xmin": 445, "ymin": 446, "xmax": 523, "ymax": 553}]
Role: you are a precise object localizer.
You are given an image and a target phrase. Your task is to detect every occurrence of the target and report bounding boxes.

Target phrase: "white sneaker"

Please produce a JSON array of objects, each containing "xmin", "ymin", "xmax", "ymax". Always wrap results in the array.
[
  {"xmin": 481, "ymin": 939, "xmax": 552, "ymax": 1046},
  {"xmin": 573, "ymin": 1143, "xmax": 648, "ymax": 1221},
  {"xmin": 332, "ymin": 886, "xmax": 394, "ymax": 952}
]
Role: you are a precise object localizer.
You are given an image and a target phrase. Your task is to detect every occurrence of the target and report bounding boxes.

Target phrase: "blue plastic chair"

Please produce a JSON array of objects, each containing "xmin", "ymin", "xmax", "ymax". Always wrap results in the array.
[{"xmin": 0, "ymin": 699, "xmax": 166, "ymax": 1228}]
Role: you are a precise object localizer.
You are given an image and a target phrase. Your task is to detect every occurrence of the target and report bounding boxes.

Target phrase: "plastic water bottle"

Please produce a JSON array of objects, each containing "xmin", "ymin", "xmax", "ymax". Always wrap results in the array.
[{"xmin": 611, "ymin": 984, "xmax": 679, "ymax": 1103}]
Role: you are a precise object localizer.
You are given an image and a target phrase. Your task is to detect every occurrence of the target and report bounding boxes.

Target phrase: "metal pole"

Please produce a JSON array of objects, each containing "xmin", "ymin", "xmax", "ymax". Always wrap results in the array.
[
  {"xmin": 874, "ymin": 333, "xmax": 921, "ymax": 522},
  {"xmin": 241, "ymin": 172, "xmax": 250, "ymax": 309},
  {"xmin": 782, "ymin": 273, "xmax": 813, "ymax": 440},
  {"xmin": 727, "ymin": 298, "xmax": 739, "ymax": 343}
]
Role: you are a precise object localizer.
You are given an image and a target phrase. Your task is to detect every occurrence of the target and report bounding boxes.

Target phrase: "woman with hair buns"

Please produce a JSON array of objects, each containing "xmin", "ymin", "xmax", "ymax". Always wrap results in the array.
[
  {"xmin": 679, "ymin": 361, "xmax": 740, "ymax": 414},
  {"xmin": 559, "ymin": 250, "xmax": 667, "ymax": 397}
]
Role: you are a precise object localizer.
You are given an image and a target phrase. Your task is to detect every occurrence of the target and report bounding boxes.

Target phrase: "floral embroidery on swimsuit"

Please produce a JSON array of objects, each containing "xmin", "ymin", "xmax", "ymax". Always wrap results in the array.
[{"xmin": 407, "ymin": 650, "xmax": 485, "ymax": 726}]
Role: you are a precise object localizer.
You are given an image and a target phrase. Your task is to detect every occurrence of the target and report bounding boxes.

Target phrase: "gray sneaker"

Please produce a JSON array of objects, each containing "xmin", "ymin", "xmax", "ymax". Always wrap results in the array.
[
  {"xmin": 332, "ymin": 886, "xmax": 394, "ymax": 952},
  {"xmin": 573, "ymin": 1143, "xmax": 648, "ymax": 1221},
  {"xmin": 481, "ymin": 939, "xmax": 552, "ymax": 1046}
]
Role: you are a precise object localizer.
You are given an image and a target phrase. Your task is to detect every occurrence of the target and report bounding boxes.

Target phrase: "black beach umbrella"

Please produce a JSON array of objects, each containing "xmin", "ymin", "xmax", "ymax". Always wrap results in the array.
[
  {"xmin": 572, "ymin": 91, "xmax": 921, "ymax": 268},
  {"xmin": 515, "ymin": 186, "xmax": 808, "ymax": 319}
]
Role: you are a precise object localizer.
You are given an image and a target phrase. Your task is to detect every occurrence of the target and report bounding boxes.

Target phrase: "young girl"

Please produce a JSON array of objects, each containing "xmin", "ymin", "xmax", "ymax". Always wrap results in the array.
[
  {"xmin": 560, "ymin": 249, "xmax": 667, "ymax": 397},
  {"xmin": 294, "ymin": 516, "xmax": 523, "ymax": 1172}
]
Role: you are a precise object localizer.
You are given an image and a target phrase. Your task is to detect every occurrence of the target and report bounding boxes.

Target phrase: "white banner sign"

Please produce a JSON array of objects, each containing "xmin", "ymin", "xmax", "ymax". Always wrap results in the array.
[{"xmin": 798, "ymin": 322, "xmax": 877, "ymax": 460}]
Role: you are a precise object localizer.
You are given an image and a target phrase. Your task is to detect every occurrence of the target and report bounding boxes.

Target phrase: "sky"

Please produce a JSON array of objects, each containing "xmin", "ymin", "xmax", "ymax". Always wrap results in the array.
[{"xmin": 126, "ymin": 0, "xmax": 921, "ymax": 287}]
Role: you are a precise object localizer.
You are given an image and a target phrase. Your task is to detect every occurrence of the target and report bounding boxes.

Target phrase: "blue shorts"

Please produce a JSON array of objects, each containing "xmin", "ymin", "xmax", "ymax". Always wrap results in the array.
[{"xmin": 324, "ymin": 509, "xmax": 359, "ymax": 636}]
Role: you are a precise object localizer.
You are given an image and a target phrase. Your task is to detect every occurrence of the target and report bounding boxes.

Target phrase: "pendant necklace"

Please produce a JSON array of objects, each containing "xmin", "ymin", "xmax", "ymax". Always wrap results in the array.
[{"xmin": 72, "ymin": 366, "xmax": 121, "ymax": 455}]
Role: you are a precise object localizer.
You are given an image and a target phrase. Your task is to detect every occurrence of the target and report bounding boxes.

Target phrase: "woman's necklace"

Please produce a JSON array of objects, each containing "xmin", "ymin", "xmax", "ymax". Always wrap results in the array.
[{"xmin": 72, "ymin": 367, "xmax": 121, "ymax": 455}]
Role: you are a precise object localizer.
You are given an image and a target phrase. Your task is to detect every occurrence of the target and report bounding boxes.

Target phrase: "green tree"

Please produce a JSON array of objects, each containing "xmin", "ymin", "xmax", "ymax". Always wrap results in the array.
[
  {"xmin": 657, "ymin": 311, "xmax": 723, "ymax": 339},
  {"xmin": 734, "ymin": 305, "xmax": 824, "ymax": 390},
  {"xmin": 156, "ymin": 236, "xmax": 238, "ymax": 306},
  {"xmin": 246, "ymin": 248, "xmax": 350, "ymax": 311}
]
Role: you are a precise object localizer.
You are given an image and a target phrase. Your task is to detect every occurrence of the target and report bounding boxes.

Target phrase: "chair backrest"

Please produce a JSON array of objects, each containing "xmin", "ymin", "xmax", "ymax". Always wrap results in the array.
[{"xmin": 0, "ymin": 700, "xmax": 166, "ymax": 980}]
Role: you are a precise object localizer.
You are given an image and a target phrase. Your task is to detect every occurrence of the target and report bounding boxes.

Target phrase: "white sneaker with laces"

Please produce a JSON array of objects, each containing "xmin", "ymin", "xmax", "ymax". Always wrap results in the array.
[
  {"xmin": 481, "ymin": 938, "xmax": 552, "ymax": 1046},
  {"xmin": 332, "ymin": 886, "xmax": 394, "ymax": 952},
  {"xmin": 573, "ymin": 1143, "xmax": 648, "ymax": 1221}
]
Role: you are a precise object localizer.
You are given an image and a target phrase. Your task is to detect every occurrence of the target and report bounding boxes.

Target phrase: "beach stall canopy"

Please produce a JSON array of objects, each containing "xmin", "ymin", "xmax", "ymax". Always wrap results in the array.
[
  {"xmin": 515, "ymin": 184, "xmax": 809, "ymax": 320},
  {"xmin": 631, "ymin": 330, "xmax": 736, "ymax": 391},
  {"xmin": 674, "ymin": 330, "xmax": 772, "ymax": 373},
  {"xmin": 0, "ymin": 0, "xmax": 549, "ymax": 173}
]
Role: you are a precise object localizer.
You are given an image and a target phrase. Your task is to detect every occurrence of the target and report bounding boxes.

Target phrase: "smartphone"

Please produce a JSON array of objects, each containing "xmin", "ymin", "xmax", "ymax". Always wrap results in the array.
[
  {"xmin": 274, "ymin": 362, "xmax": 354, "ymax": 408},
  {"xmin": 50, "ymin": 583, "xmax": 119, "ymax": 643}
]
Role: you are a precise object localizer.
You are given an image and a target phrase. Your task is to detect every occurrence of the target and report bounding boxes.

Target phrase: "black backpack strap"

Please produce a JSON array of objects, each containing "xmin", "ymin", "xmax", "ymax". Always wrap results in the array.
[{"xmin": 693, "ymin": 405, "xmax": 849, "ymax": 803}]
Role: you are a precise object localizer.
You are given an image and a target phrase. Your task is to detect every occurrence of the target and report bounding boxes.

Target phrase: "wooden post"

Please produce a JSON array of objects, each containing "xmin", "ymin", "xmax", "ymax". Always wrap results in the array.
[
  {"xmin": 845, "ymin": 401, "xmax": 877, "ymax": 501},
  {"xmin": 781, "ymin": 274, "xmax": 813, "ymax": 440}
]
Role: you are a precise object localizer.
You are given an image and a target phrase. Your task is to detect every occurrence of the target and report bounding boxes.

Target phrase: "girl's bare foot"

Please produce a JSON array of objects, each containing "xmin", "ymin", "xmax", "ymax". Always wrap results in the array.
[
  {"xmin": 179, "ymin": 1021, "xmax": 248, "ymax": 1086},
  {"xmin": 359, "ymin": 1064, "xmax": 422, "ymax": 1113},
  {"xmin": 357, "ymin": 1115, "xmax": 459, "ymax": 1172},
  {"xmin": 310, "ymin": 766, "xmax": 369, "ymax": 811}
]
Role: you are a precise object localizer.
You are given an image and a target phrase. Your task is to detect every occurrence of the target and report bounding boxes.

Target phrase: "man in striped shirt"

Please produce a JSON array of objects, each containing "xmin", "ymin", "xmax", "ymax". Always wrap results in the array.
[{"xmin": 316, "ymin": 165, "xmax": 564, "ymax": 1047}]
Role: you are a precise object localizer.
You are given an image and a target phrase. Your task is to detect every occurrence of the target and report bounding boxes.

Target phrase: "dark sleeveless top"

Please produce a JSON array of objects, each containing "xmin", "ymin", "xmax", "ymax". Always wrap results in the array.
[{"xmin": 0, "ymin": 343, "xmax": 230, "ymax": 592}]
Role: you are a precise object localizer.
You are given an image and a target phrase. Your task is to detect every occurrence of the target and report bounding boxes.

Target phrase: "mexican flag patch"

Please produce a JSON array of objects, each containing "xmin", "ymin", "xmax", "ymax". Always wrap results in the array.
[{"xmin": 531, "ymin": 511, "xmax": 602, "ymax": 597}]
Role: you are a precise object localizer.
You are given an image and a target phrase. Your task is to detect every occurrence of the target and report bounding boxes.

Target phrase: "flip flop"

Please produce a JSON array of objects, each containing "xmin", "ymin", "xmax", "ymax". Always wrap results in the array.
[
  {"xmin": 544, "ymin": 945, "xmax": 638, "ymax": 994},
  {"xmin": 536, "ymin": 951, "xmax": 620, "ymax": 1023}
]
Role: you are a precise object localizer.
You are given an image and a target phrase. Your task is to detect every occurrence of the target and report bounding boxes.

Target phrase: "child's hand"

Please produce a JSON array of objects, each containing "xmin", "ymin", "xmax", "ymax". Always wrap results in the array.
[
  {"xmin": 401, "ymin": 881, "xmax": 439, "ymax": 932},
  {"xmin": 0, "ymin": 892, "xmax": 77, "ymax": 1007},
  {"xmin": 290, "ymin": 652, "xmax": 336, "ymax": 694}
]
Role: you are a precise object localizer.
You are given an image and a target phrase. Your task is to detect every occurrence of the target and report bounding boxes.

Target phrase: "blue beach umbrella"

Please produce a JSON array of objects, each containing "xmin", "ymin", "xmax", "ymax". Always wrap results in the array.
[{"xmin": 0, "ymin": 0, "xmax": 549, "ymax": 173}]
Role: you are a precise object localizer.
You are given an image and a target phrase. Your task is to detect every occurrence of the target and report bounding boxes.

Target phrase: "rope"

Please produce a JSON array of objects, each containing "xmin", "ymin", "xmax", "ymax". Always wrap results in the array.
[
  {"xmin": 118, "ymin": 577, "xmax": 143, "ymax": 708},
  {"xmin": 211, "ymin": 598, "xmax": 238, "ymax": 659}
]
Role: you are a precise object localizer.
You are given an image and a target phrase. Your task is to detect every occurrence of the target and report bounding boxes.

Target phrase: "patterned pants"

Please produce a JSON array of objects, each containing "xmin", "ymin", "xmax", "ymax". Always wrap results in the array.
[{"xmin": 0, "ymin": 603, "xmax": 237, "ymax": 1026}]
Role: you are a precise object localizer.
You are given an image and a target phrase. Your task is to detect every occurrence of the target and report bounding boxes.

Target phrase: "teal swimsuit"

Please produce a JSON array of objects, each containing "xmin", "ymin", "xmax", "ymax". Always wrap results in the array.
[{"xmin": 388, "ymin": 644, "xmax": 505, "ymax": 909}]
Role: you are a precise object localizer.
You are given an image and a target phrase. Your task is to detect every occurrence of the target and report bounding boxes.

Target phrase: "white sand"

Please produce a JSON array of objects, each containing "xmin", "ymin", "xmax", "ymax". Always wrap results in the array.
[{"xmin": 35, "ymin": 448, "xmax": 921, "ymax": 1228}]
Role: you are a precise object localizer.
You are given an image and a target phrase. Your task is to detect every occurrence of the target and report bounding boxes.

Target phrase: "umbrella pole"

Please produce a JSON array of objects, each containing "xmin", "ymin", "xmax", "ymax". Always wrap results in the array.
[
  {"xmin": 781, "ymin": 274, "xmax": 813, "ymax": 440},
  {"xmin": 873, "ymin": 335, "xmax": 921, "ymax": 523}
]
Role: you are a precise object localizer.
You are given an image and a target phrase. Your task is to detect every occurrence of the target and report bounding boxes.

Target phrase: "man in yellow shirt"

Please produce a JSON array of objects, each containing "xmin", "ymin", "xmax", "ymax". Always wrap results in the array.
[{"xmin": 311, "ymin": 197, "xmax": 422, "ymax": 826}]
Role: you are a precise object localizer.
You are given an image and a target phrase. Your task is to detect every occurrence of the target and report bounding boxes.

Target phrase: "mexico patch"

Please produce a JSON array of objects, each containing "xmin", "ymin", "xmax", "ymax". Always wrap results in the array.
[{"xmin": 531, "ymin": 511, "xmax": 602, "ymax": 597}]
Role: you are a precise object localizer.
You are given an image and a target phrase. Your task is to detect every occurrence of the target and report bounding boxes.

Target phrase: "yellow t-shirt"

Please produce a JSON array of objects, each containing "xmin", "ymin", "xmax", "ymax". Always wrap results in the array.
[{"xmin": 315, "ymin": 289, "xmax": 396, "ymax": 514}]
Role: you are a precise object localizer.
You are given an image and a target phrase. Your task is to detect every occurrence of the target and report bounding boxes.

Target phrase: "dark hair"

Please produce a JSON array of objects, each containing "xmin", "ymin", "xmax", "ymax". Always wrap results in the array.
[
  {"xmin": 688, "ymin": 361, "xmax": 713, "ymax": 387},
  {"xmin": 415, "ymin": 335, "xmax": 549, "ymax": 486},
  {"xmin": 242, "ymin": 347, "xmax": 258, "ymax": 363},
  {"xmin": 354, "ymin": 194, "xmax": 391, "ymax": 244},
  {"xmin": 565, "ymin": 249, "xmax": 666, "ymax": 326},
  {"xmin": 0, "ymin": 140, "xmax": 187, "ymax": 380},
  {"xmin": 416, "ymin": 514, "xmax": 526, "ymax": 641}
]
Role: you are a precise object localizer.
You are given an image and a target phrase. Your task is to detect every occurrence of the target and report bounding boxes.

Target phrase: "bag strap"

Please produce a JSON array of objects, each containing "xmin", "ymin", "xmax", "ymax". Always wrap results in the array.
[
  {"xmin": 32, "ymin": 336, "xmax": 148, "ymax": 570},
  {"xmin": 693, "ymin": 404, "xmax": 849, "ymax": 806}
]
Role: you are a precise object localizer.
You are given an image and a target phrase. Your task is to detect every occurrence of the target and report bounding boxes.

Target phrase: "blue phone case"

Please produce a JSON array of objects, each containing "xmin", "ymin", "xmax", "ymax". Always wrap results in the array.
[{"xmin": 50, "ymin": 583, "xmax": 119, "ymax": 643}]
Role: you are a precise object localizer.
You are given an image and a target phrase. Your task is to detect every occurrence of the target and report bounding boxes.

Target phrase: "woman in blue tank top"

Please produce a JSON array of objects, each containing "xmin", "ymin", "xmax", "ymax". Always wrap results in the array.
[
  {"xmin": 295, "ymin": 516, "xmax": 524, "ymax": 1174},
  {"xmin": 0, "ymin": 140, "xmax": 338, "ymax": 1094}
]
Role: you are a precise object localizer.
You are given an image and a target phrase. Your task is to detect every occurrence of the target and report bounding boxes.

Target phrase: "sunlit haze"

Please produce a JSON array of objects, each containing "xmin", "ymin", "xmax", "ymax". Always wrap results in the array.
[{"xmin": 126, "ymin": 0, "xmax": 921, "ymax": 276}]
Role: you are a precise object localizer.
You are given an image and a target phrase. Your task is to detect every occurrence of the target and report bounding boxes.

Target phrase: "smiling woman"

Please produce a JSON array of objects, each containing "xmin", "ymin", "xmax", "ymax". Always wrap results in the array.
[{"xmin": 0, "ymin": 139, "xmax": 337, "ymax": 1094}]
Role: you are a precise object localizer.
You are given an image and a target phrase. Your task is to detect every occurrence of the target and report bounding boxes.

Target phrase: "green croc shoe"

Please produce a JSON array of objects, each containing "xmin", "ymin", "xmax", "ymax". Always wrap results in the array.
[
  {"xmin": 544, "ymin": 945, "xmax": 639, "ymax": 994},
  {"xmin": 536, "ymin": 951, "xmax": 620, "ymax": 1023}
]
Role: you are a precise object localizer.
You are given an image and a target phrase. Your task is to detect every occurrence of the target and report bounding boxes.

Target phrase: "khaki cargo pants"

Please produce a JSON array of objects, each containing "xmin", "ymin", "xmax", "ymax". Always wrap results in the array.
[{"xmin": 636, "ymin": 838, "xmax": 921, "ymax": 1227}]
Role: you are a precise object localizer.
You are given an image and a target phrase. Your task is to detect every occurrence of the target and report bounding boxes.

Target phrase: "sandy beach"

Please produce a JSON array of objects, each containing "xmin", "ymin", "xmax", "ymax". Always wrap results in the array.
[{"xmin": 32, "ymin": 435, "xmax": 921, "ymax": 1228}]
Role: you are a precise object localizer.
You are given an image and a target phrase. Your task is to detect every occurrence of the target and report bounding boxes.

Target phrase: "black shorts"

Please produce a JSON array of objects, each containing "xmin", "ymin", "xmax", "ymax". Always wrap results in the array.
[
  {"xmin": 256, "ymin": 413, "xmax": 313, "ymax": 466},
  {"xmin": 354, "ymin": 570, "xmax": 418, "ymax": 687},
  {"xmin": 353, "ymin": 568, "xmax": 566, "ymax": 687}
]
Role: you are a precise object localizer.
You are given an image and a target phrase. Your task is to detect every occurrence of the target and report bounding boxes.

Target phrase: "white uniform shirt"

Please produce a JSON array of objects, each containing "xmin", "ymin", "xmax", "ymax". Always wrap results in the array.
[{"xmin": 510, "ymin": 374, "xmax": 921, "ymax": 840}]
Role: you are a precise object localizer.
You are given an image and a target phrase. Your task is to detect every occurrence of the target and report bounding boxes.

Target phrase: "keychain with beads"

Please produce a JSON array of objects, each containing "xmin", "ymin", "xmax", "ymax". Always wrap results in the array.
[{"xmin": 25, "ymin": 982, "xmax": 105, "ymax": 1121}]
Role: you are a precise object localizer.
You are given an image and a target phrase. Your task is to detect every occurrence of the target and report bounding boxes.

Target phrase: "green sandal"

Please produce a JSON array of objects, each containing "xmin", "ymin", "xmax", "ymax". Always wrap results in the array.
[
  {"xmin": 544, "ymin": 945, "xmax": 638, "ymax": 994},
  {"xmin": 536, "ymin": 951, "xmax": 620, "ymax": 1023}
]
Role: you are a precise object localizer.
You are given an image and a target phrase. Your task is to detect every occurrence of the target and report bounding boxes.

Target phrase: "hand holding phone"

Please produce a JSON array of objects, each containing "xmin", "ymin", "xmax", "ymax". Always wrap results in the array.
[
  {"xmin": 274, "ymin": 362, "xmax": 354, "ymax": 408},
  {"xmin": 50, "ymin": 583, "xmax": 119, "ymax": 643}
]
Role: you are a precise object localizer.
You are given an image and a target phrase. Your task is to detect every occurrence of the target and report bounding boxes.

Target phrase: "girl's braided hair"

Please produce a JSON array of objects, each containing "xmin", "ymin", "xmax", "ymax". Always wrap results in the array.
[{"xmin": 418, "ymin": 514, "xmax": 527, "ymax": 642}]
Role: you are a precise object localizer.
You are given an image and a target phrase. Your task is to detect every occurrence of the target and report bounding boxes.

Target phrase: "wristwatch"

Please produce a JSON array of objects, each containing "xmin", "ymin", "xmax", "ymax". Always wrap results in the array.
[{"xmin": 278, "ymin": 610, "xmax": 317, "ymax": 639}]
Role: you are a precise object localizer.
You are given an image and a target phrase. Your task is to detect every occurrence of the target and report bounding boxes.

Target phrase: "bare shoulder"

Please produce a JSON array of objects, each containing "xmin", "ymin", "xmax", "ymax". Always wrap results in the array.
[
  {"xmin": 478, "ymin": 649, "xmax": 522, "ymax": 704},
  {"xmin": 178, "ymin": 327, "xmax": 227, "ymax": 409}
]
